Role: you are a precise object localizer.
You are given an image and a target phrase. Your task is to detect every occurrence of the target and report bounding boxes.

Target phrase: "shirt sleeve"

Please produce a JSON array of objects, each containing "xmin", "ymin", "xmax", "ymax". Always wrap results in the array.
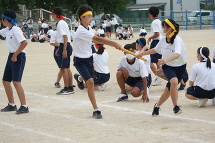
[
  {"xmin": 152, "ymin": 22, "xmax": 160, "ymax": 33},
  {"xmin": 154, "ymin": 40, "xmax": 162, "ymax": 54},
  {"xmin": 14, "ymin": 27, "xmax": 26, "ymax": 43},
  {"xmin": 139, "ymin": 60, "xmax": 148, "ymax": 78},
  {"xmin": 174, "ymin": 37, "xmax": 182, "ymax": 54},
  {"xmin": 189, "ymin": 65, "xmax": 197, "ymax": 82},
  {"xmin": 116, "ymin": 57, "xmax": 124, "ymax": 70},
  {"xmin": 50, "ymin": 32, "xmax": 57, "ymax": 44},
  {"xmin": 58, "ymin": 22, "xmax": 68, "ymax": 36},
  {"xmin": 0, "ymin": 27, "xmax": 8, "ymax": 37}
]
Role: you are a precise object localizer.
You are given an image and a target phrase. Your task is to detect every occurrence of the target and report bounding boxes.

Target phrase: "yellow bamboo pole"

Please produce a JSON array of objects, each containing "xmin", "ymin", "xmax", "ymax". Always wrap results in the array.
[{"xmin": 121, "ymin": 48, "xmax": 147, "ymax": 61}]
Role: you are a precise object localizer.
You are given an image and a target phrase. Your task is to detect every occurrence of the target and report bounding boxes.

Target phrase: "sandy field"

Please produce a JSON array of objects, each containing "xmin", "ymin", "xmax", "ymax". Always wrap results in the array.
[{"xmin": 0, "ymin": 29, "xmax": 215, "ymax": 143}]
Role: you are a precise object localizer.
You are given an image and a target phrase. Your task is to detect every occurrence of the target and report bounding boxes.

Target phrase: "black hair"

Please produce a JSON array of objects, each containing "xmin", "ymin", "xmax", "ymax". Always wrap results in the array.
[
  {"xmin": 52, "ymin": 7, "xmax": 62, "ymax": 17},
  {"xmin": 124, "ymin": 44, "xmax": 135, "ymax": 51},
  {"xmin": 197, "ymin": 47, "xmax": 211, "ymax": 68},
  {"xmin": 131, "ymin": 42, "xmax": 136, "ymax": 50},
  {"xmin": 162, "ymin": 19, "xmax": 179, "ymax": 44},
  {"xmin": 136, "ymin": 38, "xmax": 146, "ymax": 48},
  {"xmin": 3, "ymin": 9, "xmax": 16, "ymax": 22},
  {"xmin": 96, "ymin": 44, "xmax": 105, "ymax": 55},
  {"xmin": 148, "ymin": 6, "xmax": 159, "ymax": 17},
  {"xmin": 76, "ymin": 4, "xmax": 93, "ymax": 19},
  {"xmin": 49, "ymin": 26, "xmax": 52, "ymax": 29}
]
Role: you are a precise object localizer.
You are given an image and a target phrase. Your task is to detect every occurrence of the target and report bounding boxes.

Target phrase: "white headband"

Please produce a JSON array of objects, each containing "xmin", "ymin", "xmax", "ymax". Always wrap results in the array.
[{"xmin": 200, "ymin": 47, "xmax": 207, "ymax": 61}]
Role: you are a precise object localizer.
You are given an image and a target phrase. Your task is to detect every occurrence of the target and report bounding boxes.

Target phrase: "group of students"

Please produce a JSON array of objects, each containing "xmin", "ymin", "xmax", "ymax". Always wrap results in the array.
[{"xmin": 0, "ymin": 5, "xmax": 215, "ymax": 119}]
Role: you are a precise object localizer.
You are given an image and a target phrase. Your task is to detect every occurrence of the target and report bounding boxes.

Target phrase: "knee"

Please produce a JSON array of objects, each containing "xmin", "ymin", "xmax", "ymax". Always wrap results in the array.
[
  {"xmin": 170, "ymin": 78, "xmax": 178, "ymax": 86},
  {"xmin": 131, "ymin": 89, "xmax": 140, "ymax": 97}
]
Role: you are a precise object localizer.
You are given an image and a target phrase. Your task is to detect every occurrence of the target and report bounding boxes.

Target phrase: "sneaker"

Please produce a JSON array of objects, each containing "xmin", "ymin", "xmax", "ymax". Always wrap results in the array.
[
  {"xmin": 178, "ymin": 83, "xmax": 186, "ymax": 91},
  {"xmin": 68, "ymin": 87, "xmax": 75, "ymax": 94},
  {"xmin": 152, "ymin": 103, "xmax": 160, "ymax": 116},
  {"xmin": 151, "ymin": 77, "xmax": 163, "ymax": 86},
  {"xmin": 16, "ymin": 106, "xmax": 29, "ymax": 114},
  {"xmin": 116, "ymin": 94, "xmax": 128, "ymax": 102},
  {"xmin": 198, "ymin": 98, "xmax": 208, "ymax": 107},
  {"xmin": 97, "ymin": 82, "xmax": 108, "ymax": 91},
  {"xmin": 1, "ymin": 104, "xmax": 17, "ymax": 112},
  {"xmin": 173, "ymin": 105, "xmax": 183, "ymax": 115},
  {"xmin": 56, "ymin": 88, "xmax": 70, "ymax": 95},
  {"xmin": 212, "ymin": 97, "xmax": 215, "ymax": 106},
  {"xmin": 54, "ymin": 82, "xmax": 61, "ymax": 88},
  {"xmin": 74, "ymin": 73, "xmax": 84, "ymax": 90},
  {"xmin": 92, "ymin": 110, "xmax": 102, "ymax": 119}
]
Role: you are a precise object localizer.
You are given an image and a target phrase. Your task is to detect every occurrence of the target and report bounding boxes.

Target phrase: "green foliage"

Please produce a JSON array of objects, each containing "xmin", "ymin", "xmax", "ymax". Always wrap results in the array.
[
  {"xmin": 0, "ymin": 0, "xmax": 131, "ymax": 15},
  {"xmin": 204, "ymin": 4, "xmax": 215, "ymax": 10}
]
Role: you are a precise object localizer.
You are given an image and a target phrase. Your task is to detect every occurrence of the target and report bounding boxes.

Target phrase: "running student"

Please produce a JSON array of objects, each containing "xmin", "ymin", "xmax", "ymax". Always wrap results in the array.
[
  {"xmin": 73, "ymin": 4, "xmax": 121, "ymax": 119},
  {"xmin": 51, "ymin": 7, "xmax": 74, "ymax": 95},
  {"xmin": 148, "ymin": 6, "xmax": 163, "ymax": 86},
  {"xmin": 74, "ymin": 44, "xmax": 110, "ymax": 91},
  {"xmin": 185, "ymin": 47, "xmax": 215, "ymax": 107},
  {"xmin": 116, "ymin": 44, "xmax": 149, "ymax": 102},
  {"xmin": 136, "ymin": 19, "xmax": 186, "ymax": 115},
  {"xmin": 49, "ymin": 23, "xmax": 62, "ymax": 88},
  {"xmin": 0, "ymin": 9, "xmax": 29, "ymax": 114}
]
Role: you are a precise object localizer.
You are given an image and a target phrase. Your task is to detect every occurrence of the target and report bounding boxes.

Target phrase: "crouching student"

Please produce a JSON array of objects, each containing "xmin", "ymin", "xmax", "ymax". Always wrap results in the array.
[
  {"xmin": 185, "ymin": 47, "xmax": 215, "ymax": 107},
  {"xmin": 0, "ymin": 9, "xmax": 29, "ymax": 114},
  {"xmin": 116, "ymin": 44, "xmax": 149, "ymax": 102}
]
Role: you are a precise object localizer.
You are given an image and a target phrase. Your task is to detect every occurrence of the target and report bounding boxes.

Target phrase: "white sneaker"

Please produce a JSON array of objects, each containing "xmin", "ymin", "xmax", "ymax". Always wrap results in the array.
[
  {"xmin": 198, "ymin": 98, "xmax": 208, "ymax": 107},
  {"xmin": 151, "ymin": 77, "xmax": 163, "ymax": 86},
  {"xmin": 97, "ymin": 82, "xmax": 108, "ymax": 91},
  {"xmin": 212, "ymin": 97, "xmax": 215, "ymax": 106}
]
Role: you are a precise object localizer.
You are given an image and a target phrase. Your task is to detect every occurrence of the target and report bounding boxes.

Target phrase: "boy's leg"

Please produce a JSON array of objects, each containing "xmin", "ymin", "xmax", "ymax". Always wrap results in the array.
[
  {"xmin": 157, "ymin": 87, "xmax": 171, "ymax": 106},
  {"xmin": 61, "ymin": 68, "xmax": 69, "ymax": 87},
  {"xmin": 2, "ymin": 80, "xmax": 14, "ymax": 104},
  {"xmin": 67, "ymin": 68, "xmax": 73, "ymax": 87},
  {"xmin": 85, "ymin": 78, "xmax": 98, "ymax": 109},
  {"xmin": 57, "ymin": 69, "xmax": 63, "ymax": 83},
  {"xmin": 116, "ymin": 69, "xmax": 128, "ymax": 94},
  {"xmin": 13, "ymin": 81, "xmax": 26, "ymax": 105}
]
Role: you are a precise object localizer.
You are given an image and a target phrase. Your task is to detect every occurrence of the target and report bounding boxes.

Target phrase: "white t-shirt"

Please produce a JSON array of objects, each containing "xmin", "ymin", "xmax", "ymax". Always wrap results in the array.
[
  {"xmin": 93, "ymin": 51, "xmax": 110, "ymax": 74},
  {"xmin": 102, "ymin": 23, "xmax": 106, "ymax": 28},
  {"xmin": 70, "ymin": 30, "xmax": 76, "ymax": 38},
  {"xmin": 98, "ymin": 29, "xmax": 104, "ymax": 35},
  {"xmin": 56, "ymin": 20, "xmax": 71, "ymax": 43},
  {"xmin": 154, "ymin": 36, "xmax": 186, "ymax": 67},
  {"xmin": 30, "ymin": 34, "xmax": 37, "ymax": 39},
  {"xmin": 73, "ymin": 24, "xmax": 94, "ymax": 58},
  {"xmin": 189, "ymin": 62, "xmax": 215, "ymax": 90},
  {"xmin": 50, "ymin": 31, "xmax": 57, "ymax": 44},
  {"xmin": 116, "ymin": 27, "xmax": 123, "ymax": 33},
  {"xmin": 0, "ymin": 26, "xmax": 26, "ymax": 53},
  {"xmin": 111, "ymin": 18, "xmax": 118, "ymax": 25},
  {"xmin": 41, "ymin": 23, "xmax": 48, "ymax": 28},
  {"xmin": 117, "ymin": 56, "xmax": 148, "ymax": 78},
  {"xmin": 151, "ymin": 19, "xmax": 162, "ymax": 40},
  {"xmin": 105, "ymin": 20, "xmax": 112, "ymax": 27},
  {"xmin": 135, "ymin": 51, "xmax": 151, "ymax": 74},
  {"xmin": 39, "ymin": 34, "xmax": 45, "ymax": 40},
  {"xmin": 47, "ymin": 29, "xmax": 54, "ymax": 36},
  {"xmin": 140, "ymin": 28, "xmax": 147, "ymax": 34}
]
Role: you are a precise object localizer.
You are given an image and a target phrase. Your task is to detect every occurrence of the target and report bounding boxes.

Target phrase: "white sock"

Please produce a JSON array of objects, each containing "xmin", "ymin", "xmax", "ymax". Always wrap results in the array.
[
  {"xmin": 94, "ymin": 109, "xmax": 100, "ymax": 112},
  {"xmin": 9, "ymin": 103, "xmax": 16, "ymax": 107},
  {"xmin": 78, "ymin": 76, "xmax": 83, "ymax": 82},
  {"xmin": 21, "ymin": 105, "xmax": 27, "ymax": 108}
]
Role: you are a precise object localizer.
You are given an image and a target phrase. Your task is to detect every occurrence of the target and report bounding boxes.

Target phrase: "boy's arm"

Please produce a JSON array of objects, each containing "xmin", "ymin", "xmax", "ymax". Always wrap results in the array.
[
  {"xmin": 62, "ymin": 35, "xmax": 68, "ymax": 58},
  {"xmin": 147, "ymin": 32, "xmax": 159, "ymax": 44},
  {"xmin": 92, "ymin": 36, "xmax": 121, "ymax": 50},
  {"xmin": 11, "ymin": 40, "xmax": 28, "ymax": 62}
]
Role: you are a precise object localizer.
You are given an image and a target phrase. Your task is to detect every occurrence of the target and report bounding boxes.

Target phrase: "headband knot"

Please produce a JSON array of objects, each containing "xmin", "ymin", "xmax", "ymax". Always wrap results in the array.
[
  {"xmin": 2, "ymin": 14, "xmax": 18, "ymax": 26},
  {"xmin": 165, "ymin": 19, "xmax": 177, "ymax": 38}
]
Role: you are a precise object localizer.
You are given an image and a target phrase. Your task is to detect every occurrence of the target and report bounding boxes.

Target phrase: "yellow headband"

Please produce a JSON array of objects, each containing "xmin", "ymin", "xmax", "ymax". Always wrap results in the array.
[
  {"xmin": 80, "ymin": 11, "xmax": 93, "ymax": 17},
  {"xmin": 165, "ymin": 19, "xmax": 177, "ymax": 38}
]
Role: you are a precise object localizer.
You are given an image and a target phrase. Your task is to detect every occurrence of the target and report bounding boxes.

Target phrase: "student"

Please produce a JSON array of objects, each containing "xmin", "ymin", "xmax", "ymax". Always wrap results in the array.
[
  {"xmin": 116, "ymin": 44, "xmax": 149, "ymax": 102},
  {"xmin": 115, "ymin": 24, "xmax": 123, "ymax": 40},
  {"xmin": 135, "ymin": 38, "xmax": 152, "ymax": 88},
  {"xmin": 127, "ymin": 24, "xmax": 133, "ymax": 38},
  {"xmin": 111, "ymin": 16, "xmax": 118, "ymax": 39},
  {"xmin": 51, "ymin": 7, "xmax": 74, "ymax": 95},
  {"xmin": 74, "ymin": 44, "xmax": 110, "ymax": 91},
  {"xmin": 104, "ymin": 18, "xmax": 112, "ymax": 38},
  {"xmin": 49, "ymin": 24, "xmax": 63, "ymax": 88},
  {"xmin": 137, "ymin": 19, "xmax": 186, "ymax": 115},
  {"xmin": 71, "ymin": 18, "xmax": 79, "ymax": 31},
  {"xmin": 123, "ymin": 28, "xmax": 131, "ymax": 40},
  {"xmin": 0, "ymin": 9, "xmax": 29, "ymax": 114},
  {"xmin": 98, "ymin": 26, "xmax": 105, "ymax": 37},
  {"xmin": 185, "ymin": 47, "xmax": 215, "ymax": 107},
  {"xmin": 148, "ymin": 6, "xmax": 163, "ymax": 86},
  {"xmin": 139, "ymin": 27, "xmax": 147, "ymax": 38},
  {"xmin": 73, "ymin": 4, "xmax": 121, "ymax": 119},
  {"xmin": 47, "ymin": 26, "xmax": 54, "ymax": 38},
  {"xmin": 30, "ymin": 31, "xmax": 38, "ymax": 42}
]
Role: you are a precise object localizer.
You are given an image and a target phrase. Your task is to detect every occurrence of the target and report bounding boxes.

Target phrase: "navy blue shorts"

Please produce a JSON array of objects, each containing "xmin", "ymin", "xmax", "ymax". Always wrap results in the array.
[
  {"xmin": 3, "ymin": 53, "xmax": 26, "ymax": 82},
  {"xmin": 150, "ymin": 40, "xmax": 162, "ymax": 63},
  {"xmin": 73, "ymin": 56, "xmax": 94, "ymax": 81},
  {"xmin": 53, "ymin": 47, "xmax": 59, "ymax": 67},
  {"xmin": 139, "ymin": 32, "xmax": 147, "ymax": 37},
  {"xmin": 106, "ymin": 26, "xmax": 111, "ymax": 32},
  {"xmin": 182, "ymin": 69, "xmax": 188, "ymax": 83},
  {"xmin": 126, "ymin": 76, "xmax": 144, "ymax": 91},
  {"xmin": 114, "ymin": 24, "xmax": 118, "ymax": 32},
  {"xmin": 186, "ymin": 86, "xmax": 215, "ymax": 99},
  {"xmin": 91, "ymin": 45, "xmax": 96, "ymax": 53},
  {"xmin": 162, "ymin": 64, "xmax": 186, "ymax": 91},
  {"xmin": 94, "ymin": 71, "xmax": 110, "ymax": 84},
  {"xmin": 58, "ymin": 43, "xmax": 72, "ymax": 68},
  {"xmin": 213, "ymin": 59, "xmax": 215, "ymax": 63}
]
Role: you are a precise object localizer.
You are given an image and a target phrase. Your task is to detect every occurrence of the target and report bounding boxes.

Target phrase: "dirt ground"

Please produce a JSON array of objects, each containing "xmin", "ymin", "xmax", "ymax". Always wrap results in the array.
[{"xmin": 0, "ymin": 29, "xmax": 215, "ymax": 143}]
